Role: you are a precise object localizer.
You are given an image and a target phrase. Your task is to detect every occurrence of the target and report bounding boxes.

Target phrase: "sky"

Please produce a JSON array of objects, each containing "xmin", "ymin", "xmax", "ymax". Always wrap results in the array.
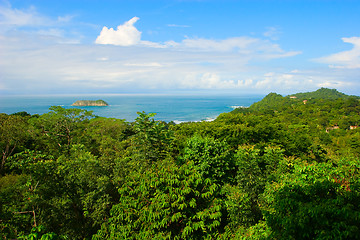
[{"xmin": 0, "ymin": 0, "xmax": 359, "ymax": 96}]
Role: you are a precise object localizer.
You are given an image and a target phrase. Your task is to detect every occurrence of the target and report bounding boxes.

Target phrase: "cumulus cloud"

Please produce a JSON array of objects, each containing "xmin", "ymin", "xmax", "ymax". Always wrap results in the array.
[
  {"xmin": 237, "ymin": 78, "xmax": 254, "ymax": 87},
  {"xmin": 95, "ymin": 17, "xmax": 141, "ymax": 46},
  {"xmin": 315, "ymin": 37, "xmax": 360, "ymax": 69},
  {"xmin": 2, "ymin": 11, "xmax": 337, "ymax": 95}
]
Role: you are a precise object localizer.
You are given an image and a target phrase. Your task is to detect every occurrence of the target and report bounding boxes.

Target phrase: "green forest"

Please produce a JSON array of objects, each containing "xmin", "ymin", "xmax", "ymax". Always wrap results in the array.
[{"xmin": 1, "ymin": 88, "xmax": 360, "ymax": 240}]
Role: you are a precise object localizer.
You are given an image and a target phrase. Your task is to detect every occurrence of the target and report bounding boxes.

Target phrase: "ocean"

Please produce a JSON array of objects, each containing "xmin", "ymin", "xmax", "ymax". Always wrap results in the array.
[{"xmin": 0, "ymin": 94, "xmax": 264, "ymax": 122}]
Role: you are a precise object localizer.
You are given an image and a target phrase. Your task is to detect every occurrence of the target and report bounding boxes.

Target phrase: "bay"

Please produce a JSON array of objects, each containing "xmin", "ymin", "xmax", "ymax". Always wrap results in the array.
[{"xmin": 0, "ymin": 94, "xmax": 263, "ymax": 122}]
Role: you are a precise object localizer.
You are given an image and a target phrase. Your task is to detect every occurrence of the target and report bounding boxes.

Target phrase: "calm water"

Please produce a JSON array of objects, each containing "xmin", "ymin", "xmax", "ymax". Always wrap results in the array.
[{"xmin": 0, "ymin": 94, "xmax": 263, "ymax": 122}]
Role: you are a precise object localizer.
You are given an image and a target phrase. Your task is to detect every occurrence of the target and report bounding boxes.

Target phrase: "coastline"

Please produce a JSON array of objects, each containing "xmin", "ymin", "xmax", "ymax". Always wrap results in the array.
[{"xmin": 0, "ymin": 94, "xmax": 263, "ymax": 122}]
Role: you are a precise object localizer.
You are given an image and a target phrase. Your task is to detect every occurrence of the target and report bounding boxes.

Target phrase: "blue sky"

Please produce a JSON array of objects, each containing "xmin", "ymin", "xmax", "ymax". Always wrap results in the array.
[{"xmin": 0, "ymin": 0, "xmax": 359, "ymax": 95}]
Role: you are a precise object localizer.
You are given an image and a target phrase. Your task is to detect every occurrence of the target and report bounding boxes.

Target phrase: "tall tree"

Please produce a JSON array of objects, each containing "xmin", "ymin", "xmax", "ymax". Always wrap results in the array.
[
  {"xmin": 29, "ymin": 106, "xmax": 95, "ymax": 156},
  {"xmin": 0, "ymin": 114, "xmax": 29, "ymax": 174}
]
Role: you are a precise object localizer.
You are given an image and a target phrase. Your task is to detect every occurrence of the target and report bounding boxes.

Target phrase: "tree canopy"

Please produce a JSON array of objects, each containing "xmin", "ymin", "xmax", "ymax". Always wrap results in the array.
[{"xmin": 1, "ymin": 88, "xmax": 360, "ymax": 239}]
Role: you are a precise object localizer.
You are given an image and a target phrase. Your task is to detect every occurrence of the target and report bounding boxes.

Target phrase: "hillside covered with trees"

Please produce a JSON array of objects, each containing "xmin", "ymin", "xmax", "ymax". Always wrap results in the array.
[{"xmin": 1, "ymin": 88, "xmax": 360, "ymax": 239}]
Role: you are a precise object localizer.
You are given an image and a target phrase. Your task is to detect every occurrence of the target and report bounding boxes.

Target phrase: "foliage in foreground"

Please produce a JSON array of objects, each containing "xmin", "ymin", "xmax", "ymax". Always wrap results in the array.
[{"xmin": 1, "ymin": 88, "xmax": 360, "ymax": 239}]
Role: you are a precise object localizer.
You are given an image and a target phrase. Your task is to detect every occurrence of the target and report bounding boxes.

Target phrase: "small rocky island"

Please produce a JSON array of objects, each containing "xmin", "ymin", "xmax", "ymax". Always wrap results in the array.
[{"xmin": 71, "ymin": 100, "xmax": 109, "ymax": 106}]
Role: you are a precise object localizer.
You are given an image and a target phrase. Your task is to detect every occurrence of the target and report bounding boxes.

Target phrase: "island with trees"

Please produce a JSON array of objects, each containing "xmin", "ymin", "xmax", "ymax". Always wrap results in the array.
[
  {"xmin": 71, "ymin": 99, "xmax": 108, "ymax": 106},
  {"xmin": 1, "ymin": 88, "xmax": 359, "ymax": 239}
]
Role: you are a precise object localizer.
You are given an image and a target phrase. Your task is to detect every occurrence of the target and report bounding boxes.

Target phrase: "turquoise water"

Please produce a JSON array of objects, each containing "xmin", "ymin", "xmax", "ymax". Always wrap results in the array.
[{"xmin": 0, "ymin": 94, "xmax": 263, "ymax": 122}]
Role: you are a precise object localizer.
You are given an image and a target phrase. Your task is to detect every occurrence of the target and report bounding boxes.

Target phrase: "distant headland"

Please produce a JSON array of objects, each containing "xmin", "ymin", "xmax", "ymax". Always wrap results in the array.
[{"xmin": 71, "ymin": 100, "xmax": 109, "ymax": 106}]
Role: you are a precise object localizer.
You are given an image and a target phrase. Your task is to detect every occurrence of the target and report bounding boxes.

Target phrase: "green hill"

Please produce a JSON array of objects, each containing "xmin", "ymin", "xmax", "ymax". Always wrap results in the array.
[
  {"xmin": 247, "ymin": 88, "xmax": 359, "ymax": 112},
  {"xmin": 249, "ymin": 92, "xmax": 286, "ymax": 111},
  {"xmin": 287, "ymin": 88, "xmax": 354, "ymax": 100}
]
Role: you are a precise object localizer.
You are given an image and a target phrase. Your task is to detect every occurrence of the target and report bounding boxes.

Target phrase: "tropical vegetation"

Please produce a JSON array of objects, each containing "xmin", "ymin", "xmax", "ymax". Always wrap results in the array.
[{"xmin": 1, "ymin": 88, "xmax": 360, "ymax": 239}]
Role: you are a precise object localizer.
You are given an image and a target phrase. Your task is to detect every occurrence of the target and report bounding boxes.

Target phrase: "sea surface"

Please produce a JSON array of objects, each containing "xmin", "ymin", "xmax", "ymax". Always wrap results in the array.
[{"xmin": 0, "ymin": 94, "xmax": 264, "ymax": 122}]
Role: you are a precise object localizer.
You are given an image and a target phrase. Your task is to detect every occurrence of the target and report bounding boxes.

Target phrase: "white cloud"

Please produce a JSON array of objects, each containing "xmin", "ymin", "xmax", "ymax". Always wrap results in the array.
[
  {"xmin": 1, "ymin": 3, "xmax": 359, "ymax": 95},
  {"xmin": 0, "ymin": 29, "xmax": 306, "ymax": 94},
  {"xmin": 7, "ymin": 11, "xmax": 355, "ymax": 95},
  {"xmin": 200, "ymin": 73, "xmax": 222, "ymax": 88},
  {"xmin": 1, "ymin": 30, "xmax": 357, "ymax": 94},
  {"xmin": 95, "ymin": 17, "xmax": 301, "ymax": 60},
  {"xmin": 95, "ymin": 17, "xmax": 142, "ymax": 46},
  {"xmin": 237, "ymin": 78, "xmax": 254, "ymax": 87},
  {"xmin": 315, "ymin": 37, "xmax": 360, "ymax": 69}
]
